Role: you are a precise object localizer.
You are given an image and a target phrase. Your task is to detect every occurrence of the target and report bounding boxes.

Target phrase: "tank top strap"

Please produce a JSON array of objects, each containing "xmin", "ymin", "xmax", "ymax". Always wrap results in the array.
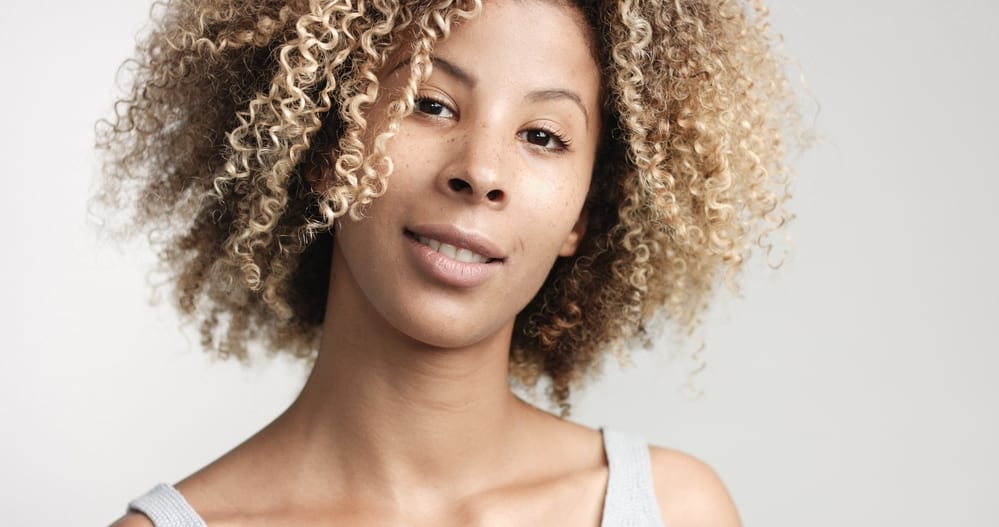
[
  {"xmin": 128, "ymin": 483, "xmax": 207, "ymax": 527},
  {"xmin": 600, "ymin": 427, "xmax": 666, "ymax": 527}
]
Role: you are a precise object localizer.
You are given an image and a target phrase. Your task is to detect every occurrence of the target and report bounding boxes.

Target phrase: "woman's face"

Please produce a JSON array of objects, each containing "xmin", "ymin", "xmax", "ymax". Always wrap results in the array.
[{"xmin": 330, "ymin": 0, "xmax": 602, "ymax": 349}]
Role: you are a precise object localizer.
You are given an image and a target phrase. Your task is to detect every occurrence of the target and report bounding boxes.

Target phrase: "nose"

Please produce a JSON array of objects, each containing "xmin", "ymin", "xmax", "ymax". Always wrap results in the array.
[
  {"xmin": 437, "ymin": 129, "xmax": 509, "ymax": 208},
  {"xmin": 445, "ymin": 177, "xmax": 505, "ymax": 203}
]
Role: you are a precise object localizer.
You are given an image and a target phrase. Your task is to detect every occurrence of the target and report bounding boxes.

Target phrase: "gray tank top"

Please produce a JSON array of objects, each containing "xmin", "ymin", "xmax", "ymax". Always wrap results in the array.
[{"xmin": 128, "ymin": 427, "xmax": 664, "ymax": 526}]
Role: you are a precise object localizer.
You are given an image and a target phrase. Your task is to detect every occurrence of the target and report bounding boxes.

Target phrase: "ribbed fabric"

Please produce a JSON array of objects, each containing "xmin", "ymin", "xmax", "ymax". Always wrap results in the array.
[
  {"xmin": 128, "ymin": 483, "xmax": 206, "ymax": 527},
  {"xmin": 128, "ymin": 428, "xmax": 663, "ymax": 526},
  {"xmin": 600, "ymin": 427, "xmax": 666, "ymax": 527}
]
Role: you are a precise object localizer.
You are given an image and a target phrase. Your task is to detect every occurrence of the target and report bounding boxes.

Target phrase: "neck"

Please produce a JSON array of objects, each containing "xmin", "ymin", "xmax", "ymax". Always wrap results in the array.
[{"xmin": 272, "ymin": 252, "xmax": 537, "ymax": 504}]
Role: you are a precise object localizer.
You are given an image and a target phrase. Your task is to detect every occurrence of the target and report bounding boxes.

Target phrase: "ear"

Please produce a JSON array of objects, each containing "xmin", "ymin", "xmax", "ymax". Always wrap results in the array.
[{"xmin": 558, "ymin": 207, "xmax": 589, "ymax": 257}]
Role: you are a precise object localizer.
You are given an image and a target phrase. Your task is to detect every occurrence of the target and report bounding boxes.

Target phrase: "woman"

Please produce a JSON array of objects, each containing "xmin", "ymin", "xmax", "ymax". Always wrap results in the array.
[{"xmin": 100, "ymin": 0, "xmax": 795, "ymax": 525}]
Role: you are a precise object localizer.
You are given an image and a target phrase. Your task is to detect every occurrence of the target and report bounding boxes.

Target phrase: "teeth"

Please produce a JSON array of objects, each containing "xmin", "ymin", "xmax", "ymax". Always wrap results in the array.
[
  {"xmin": 419, "ymin": 236, "xmax": 441, "ymax": 252},
  {"xmin": 439, "ymin": 243, "xmax": 457, "ymax": 259},
  {"xmin": 417, "ymin": 235, "xmax": 489, "ymax": 263}
]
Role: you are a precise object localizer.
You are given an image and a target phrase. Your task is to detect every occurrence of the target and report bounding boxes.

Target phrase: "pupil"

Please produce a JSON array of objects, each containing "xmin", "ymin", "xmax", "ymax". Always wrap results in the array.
[
  {"xmin": 418, "ymin": 100, "xmax": 442, "ymax": 114},
  {"xmin": 529, "ymin": 130, "xmax": 550, "ymax": 146}
]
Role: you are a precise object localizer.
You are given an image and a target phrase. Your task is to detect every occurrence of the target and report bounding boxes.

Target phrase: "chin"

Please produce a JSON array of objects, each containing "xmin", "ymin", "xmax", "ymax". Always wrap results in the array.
[{"xmin": 386, "ymin": 304, "xmax": 514, "ymax": 352}]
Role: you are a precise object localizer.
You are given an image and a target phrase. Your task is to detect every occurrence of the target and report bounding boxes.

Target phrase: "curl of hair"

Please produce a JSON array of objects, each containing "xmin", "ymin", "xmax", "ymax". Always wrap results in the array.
[{"xmin": 95, "ymin": 0, "xmax": 798, "ymax": 414}]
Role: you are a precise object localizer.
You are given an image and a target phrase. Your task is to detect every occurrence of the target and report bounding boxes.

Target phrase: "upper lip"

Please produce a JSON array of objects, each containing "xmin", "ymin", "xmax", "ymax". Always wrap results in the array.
[{"xmin": 405, "ymin": 224, "xmax": 507, "ymax": 261}]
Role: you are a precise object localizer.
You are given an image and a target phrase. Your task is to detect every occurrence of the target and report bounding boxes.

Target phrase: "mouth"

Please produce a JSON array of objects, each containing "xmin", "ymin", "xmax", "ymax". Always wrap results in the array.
[{"xmin": 404, "ymin": 228, "xmax": 504, "ymax": 264}]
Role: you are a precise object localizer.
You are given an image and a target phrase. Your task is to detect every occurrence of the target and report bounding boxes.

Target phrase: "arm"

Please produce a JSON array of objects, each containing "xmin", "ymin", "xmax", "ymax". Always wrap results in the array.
[
  {"xmin": 108, "ymin": 513, "xmax": 154, "ymax": 527},
  {"xmin": 649, "ymin": 447, "xmax": 742, "ymax": 527}
]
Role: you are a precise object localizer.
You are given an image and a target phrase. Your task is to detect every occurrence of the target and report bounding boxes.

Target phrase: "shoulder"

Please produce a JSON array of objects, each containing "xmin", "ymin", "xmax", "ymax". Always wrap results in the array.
[
  {"xmin": 108, "ymin": 513, "xmax": 154, "ymax": 527},
  {"xmin": 648, "ymin": 446, "xmax": 742, "ymax": 527}
]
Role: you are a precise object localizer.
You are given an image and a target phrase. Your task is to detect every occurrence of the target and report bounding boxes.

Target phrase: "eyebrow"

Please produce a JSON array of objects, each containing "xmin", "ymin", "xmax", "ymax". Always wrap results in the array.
[
  {"xmin": 525, "ymin": 89, "xmax": 590, "ymax": 128},
  {"xmin": 391, "ymin": 56, "xmax": 478, "ymax": 87},
  {"xmin": 391, "ymin": 55, "xmax": 591, "ymax": 127},
  {"xmin": 430, "ymin": 56, "xmax": 477, "ymax": 87}
]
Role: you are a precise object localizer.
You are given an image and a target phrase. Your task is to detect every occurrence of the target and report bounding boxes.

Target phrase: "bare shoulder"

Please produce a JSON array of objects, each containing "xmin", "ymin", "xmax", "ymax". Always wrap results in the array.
[
  {"xmin": 648, "ymin": 446, "xmax": 742, "ymax": 527},
  {"xmin": 107, "ymin": 513, "xmax": 154, "ymax": 527}
]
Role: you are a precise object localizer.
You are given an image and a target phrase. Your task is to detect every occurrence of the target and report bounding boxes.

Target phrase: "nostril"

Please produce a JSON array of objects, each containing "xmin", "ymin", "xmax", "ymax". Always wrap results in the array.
[
  {"xmin": 486, "ymin": 189, "xmax": 504, "ymax": 202},
  {"xmin": 448, "ymin": 178, "xmax": 472, "ymax": 193}
]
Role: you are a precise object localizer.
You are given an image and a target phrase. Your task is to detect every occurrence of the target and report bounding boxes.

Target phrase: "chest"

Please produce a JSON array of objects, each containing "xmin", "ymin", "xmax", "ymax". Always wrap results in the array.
[{"xmin": 204, "ymin": 470, "xmax": 608, "ymax": 527}]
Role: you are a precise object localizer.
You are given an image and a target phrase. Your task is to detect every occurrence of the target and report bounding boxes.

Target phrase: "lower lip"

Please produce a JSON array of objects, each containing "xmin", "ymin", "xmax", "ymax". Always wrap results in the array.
[{"xmin": 405, "ymin": 235, "xmax": 501, "ymax": 288}]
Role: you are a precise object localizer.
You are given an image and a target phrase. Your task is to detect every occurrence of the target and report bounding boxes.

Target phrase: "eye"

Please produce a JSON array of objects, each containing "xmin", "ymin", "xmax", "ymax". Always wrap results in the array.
[
  {"xmin": 521, "ymin": 128, "xmax": 571, "ymax": 152},
  {"xmin": 415, "ymin": 97, "xmax": 454, "ymax": 118}
]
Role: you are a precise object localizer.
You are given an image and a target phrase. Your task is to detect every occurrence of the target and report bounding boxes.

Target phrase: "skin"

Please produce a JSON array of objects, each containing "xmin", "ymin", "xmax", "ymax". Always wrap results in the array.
[{"xmin": 112, "ymin": 1, "xmax": 740, "ymax": 525}]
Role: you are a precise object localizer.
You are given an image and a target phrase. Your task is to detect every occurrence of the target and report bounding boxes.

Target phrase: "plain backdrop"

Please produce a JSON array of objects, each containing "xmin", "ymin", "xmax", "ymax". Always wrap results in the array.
[{"xmin": 1, "ymin": 1, "xmax": 996, "ymax": 525}]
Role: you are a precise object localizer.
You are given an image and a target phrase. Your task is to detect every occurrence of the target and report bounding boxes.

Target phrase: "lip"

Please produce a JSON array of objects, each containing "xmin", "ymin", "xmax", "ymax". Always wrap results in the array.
[
  {"xmin": 404, "ymin": 224, "xmax": 505, "ymax": 288},
  {"xmin": 405, "ymin": 224, "xmax": 507, "ymax": 261}
]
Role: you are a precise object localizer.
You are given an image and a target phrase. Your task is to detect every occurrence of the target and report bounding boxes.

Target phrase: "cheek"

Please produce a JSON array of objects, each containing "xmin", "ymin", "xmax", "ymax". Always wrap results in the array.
[
  {"xmin": 517, "ymin": 185, "xmax": 586, "ymax": 255},
  {"xmin": 542, "ymin": 173, "xmax": 589, "ymax": 224},
  {"xmin": 334, "ymin": 205, "xmax": 394, "ymax": 272}
]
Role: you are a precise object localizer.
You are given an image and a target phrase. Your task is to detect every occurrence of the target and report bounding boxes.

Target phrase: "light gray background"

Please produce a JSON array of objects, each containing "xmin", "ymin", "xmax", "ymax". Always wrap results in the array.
[{"xmin": 1, "ymin": 1, "xmax": 996, "ymax": 525}]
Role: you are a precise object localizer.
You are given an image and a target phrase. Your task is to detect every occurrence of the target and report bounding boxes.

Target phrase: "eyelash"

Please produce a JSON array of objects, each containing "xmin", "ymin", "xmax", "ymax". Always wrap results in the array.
[
  {"xmin": 413, "ymin": 95, "xmax": 573, "ymax": 154},
  {"xmin": 523, "ymin": 124, "xmax": 572, "ymax": 153},
  {"xmin": 414, "ymin": 96, "xmax": 454, "ymax": 119}
]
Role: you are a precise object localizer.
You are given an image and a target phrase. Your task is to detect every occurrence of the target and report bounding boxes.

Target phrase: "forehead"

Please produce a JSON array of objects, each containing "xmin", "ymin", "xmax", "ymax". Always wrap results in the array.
[
  {"xmin": 424, "ymin": 1, "xmax": 600, "ymax": 95},
  {"xmin": 525, "ymin": 0, "xmax": 600, "ymax": 58}
]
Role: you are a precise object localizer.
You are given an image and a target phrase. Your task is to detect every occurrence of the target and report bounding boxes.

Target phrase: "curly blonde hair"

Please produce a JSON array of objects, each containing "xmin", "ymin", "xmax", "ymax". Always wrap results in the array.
[{"xmin": 95, "ymin": 0, "xmax": 797, "ymax": 413}]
